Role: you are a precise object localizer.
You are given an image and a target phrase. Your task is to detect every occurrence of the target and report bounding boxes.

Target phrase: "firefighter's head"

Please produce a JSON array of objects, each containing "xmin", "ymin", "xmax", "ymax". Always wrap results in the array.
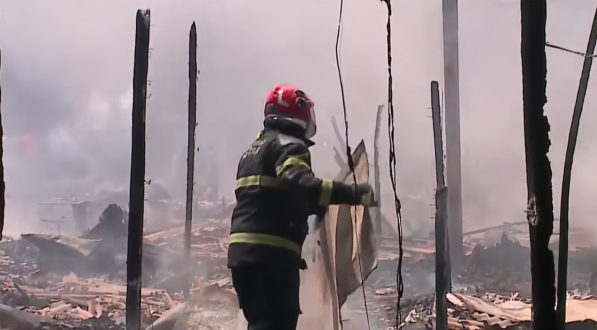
[{"xmin": 263, "ymin": 84, "xmax": 317, "ymax": 139}]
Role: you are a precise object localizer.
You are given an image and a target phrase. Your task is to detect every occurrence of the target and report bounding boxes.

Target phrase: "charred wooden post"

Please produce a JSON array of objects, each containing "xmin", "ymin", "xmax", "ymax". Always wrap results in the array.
[
  {"xmin": 126, "ymin": 9, "xmax": 151, "ymax": 330},
  {"xmin": 184, "ymin": 22, "xmax": 198, "ymax": 299},
  {"xmin": 373, "ymin": 104, "xmax": 384, "ymax": 235},
  {"xmin": 331, "ymin": 116, "xmax": 346, "ymax": 154},
  {"xmin": 431, "ymin": 82, "xmax": 446, "ymax": 206},
  {"xmin": 331, "ymin": 116, "xmax": 349, "ymax": 173},
  {"xmin": 71, "ymin": 202, "xmax": 90, "ymax": 234},
  {"xmin": 442, "ymin": 0, "xmax": 464, "ymax": 270},
  {"xmin": 0, "ymin": 46, "xmax": 4, "ymax": 238},
  {"xmin": 431, "ymin": 81, "xmax": 448, "ymax": 330},
  {"xmin": 333, "ymin": 146, "xmax": 346, "ymax": 172},
  {"xmin": 521, "ymin": 1, "xmax": 556, "ymax": 328},
  {"xmin": 556, "ymin": 7, "xmax": 597, "ymax": 329}
]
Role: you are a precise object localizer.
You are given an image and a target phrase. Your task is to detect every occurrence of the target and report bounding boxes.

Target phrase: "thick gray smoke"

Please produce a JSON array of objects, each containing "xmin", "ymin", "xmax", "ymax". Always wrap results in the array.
[{"xmin": 1, "ymin": 0, "xmax": 597, "ymax": 234}]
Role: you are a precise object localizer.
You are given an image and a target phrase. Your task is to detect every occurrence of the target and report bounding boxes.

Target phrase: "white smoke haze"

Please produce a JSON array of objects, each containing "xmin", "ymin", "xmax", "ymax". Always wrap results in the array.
[{"xmin": 1, "ymin": 0, "xmax": 597, "ymax": 236}]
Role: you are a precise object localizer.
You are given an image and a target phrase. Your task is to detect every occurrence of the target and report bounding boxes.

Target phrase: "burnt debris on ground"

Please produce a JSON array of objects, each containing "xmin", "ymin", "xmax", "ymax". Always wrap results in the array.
[
  {"xmin": 0, "ymin": 200, "xmax": 234, "ymax": 330},
  {"xmin": 3, "ymin": 203, "xmax": 597, "ymax": 330}
]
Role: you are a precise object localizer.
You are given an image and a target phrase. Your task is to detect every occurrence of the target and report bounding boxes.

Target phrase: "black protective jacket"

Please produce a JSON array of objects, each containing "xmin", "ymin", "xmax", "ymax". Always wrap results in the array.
[{"xmin": 227, "ymin": 118, "xmax": 359, "ymax": 268}]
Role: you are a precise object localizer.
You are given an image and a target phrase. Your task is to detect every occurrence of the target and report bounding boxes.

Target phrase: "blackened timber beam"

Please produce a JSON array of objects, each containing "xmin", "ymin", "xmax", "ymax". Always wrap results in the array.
[
  {"xmin": 520, "ymin": 0, "xmax": 556, "ymax": 328},
  {"xmin": 126, "ymin": 9, "xmax": 151, "ymax": 330},
  {"xmin": 184, "ymin": 22, "xmax": 198, "ymax": 299}
]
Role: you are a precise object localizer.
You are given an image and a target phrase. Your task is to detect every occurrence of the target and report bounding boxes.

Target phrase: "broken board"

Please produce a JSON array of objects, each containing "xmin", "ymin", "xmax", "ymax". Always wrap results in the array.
[{"xmin": 302, "ymin": 140, "xmax": 378, "ymax": 330}]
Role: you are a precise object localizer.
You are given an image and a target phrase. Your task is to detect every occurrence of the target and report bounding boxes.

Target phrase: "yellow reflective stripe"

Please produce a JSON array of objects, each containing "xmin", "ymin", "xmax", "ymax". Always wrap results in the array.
[
  {"xmin": 229, "ymin": 233, "xmax": 301, "ymax": 256},
  {"xmin": 319, "ymin": 179, "xmax": 333, "ymax": 206},
  {"xmin": 256, "ymin": 131, "xmax": 263, "ymax": 139},
  {"xmin": 236, "ymin": 175, "xmax": 278, "ymax": 189},
  {"xmin": 275, "ymin": 157, "xmax": 311, "ymax": 176}
]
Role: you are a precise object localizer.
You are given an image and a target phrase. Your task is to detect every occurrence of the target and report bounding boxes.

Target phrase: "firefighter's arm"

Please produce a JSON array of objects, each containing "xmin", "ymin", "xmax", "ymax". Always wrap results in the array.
[{"xmin": 275, "ymin": 140, "xmax": 372, "ymax": 206}]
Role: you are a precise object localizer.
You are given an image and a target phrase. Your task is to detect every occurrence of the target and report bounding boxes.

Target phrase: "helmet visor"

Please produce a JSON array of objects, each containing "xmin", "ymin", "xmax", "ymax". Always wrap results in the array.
[{"xmin": 305, "ymin": 106, "xmax": 317, "ymax": 139}]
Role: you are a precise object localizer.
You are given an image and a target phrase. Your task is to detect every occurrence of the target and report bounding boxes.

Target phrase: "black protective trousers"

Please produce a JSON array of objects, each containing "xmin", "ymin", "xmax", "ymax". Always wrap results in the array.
[{"xmin": 231, "ymin": 262, "xmax": 301, "ymax": 330}]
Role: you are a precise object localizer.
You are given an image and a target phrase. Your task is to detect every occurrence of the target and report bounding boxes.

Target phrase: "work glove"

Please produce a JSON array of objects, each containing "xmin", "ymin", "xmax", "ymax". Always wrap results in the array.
[{"xmin": 355, "ymin": 183, "xmax": 378, "ymax": 207}]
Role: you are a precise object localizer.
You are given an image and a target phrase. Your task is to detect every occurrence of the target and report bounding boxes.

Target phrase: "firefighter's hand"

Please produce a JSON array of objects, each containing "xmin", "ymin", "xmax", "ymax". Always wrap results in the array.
[{"xmin": 356, "ymin": 183, "xmax": 378, "ymax": 207}]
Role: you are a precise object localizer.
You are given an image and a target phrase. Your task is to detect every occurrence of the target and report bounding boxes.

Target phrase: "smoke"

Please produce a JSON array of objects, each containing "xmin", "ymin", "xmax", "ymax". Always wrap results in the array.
[{"xmin": 1, "ymin": 0, "xmax": 597, "ymax": 234}]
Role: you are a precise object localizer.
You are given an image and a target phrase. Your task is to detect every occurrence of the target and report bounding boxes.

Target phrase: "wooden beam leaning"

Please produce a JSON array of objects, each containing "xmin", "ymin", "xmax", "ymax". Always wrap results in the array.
[
  {"xmin": 126, "ymin": 9, "xmax": 151, "ymax": 330},
  {"xmin": 184, "ymin": 21, "xmax": 198, "ymax": 299},
  {"xmin": 372, "ymin": 105, "xmax": 384, "ymax": 235},
  {"xmin": 431, "ymin": 81, "xmax": 448, "ymax": 330}
]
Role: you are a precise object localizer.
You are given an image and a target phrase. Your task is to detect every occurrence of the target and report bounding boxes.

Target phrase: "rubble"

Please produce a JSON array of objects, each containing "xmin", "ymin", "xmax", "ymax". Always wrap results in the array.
[
  {"xmin": 3, "ymin": 198, "xmax": 597, "ymax": 329},
  {"xmin": 0, "ymin": 233, "xmax": 236, "ymax": 330},
  {"xmin": 0, "ymin": 269, "xmax": 177, "ymax": 328},
  {"xmin": 0, "ymin": 203, "xmax": 234, "ymax": 330},
  {"xmin": 370, "ymin": 291, "xmax": 597, "ymax": 330},
  {"xmin": 442, "ymin": 292, "xmax": 597, "ymax": 329},
  {"xmin": 355, "ymin": 222, "xmax": 597, "ymax": 329}
]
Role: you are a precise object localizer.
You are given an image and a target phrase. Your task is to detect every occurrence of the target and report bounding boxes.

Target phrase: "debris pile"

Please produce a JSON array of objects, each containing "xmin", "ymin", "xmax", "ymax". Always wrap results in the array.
[
  {"xmin": 458, "ymin": 224, "xmax": 597, "ymax": 296},
  {"xmin": 371, "ymin": 290, "xmax": 597, "ymax": 330},
  {"xmin": 459, "ymin": 233, "xmax": 531, "ymax": 295},
  {"xmin": 0, "ymin": 203, "xmax": 235, "ymax": 330},
  {"xmin": 0, "ymin": 256, "xmax": 182, "ymax": 329},
  {"xmin": 395, "ymin": 292, "xmax": 597, "ymax": 330},
  {"xmin": 4, "ymin": 199, "xmax": 597, "ymax": 330},
  {"xmin": 144, "ymin": 218, "xmax": 230, "ymax": 281}
]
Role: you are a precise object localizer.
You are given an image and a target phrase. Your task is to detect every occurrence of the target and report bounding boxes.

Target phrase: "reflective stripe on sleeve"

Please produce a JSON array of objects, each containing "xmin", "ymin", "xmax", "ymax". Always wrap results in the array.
[
  {"xmin": 275, "ymin": 156, "xmax": 311, "ymax": 176},
  {"xmin": 318, "ymin": 179, "xmax": 333, "ymax": 206},
  {"xmin": 235, "ymin": 175, "xmax": 278, "ymax": 190},
  {"xmin": 229, "ymin": 232, "xmax": 301, "ymax": 256}
]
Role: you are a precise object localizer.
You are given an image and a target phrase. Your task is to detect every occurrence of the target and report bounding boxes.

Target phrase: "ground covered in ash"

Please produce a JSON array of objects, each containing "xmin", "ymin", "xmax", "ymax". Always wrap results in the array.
[
  {"xmin": 0, "ymin": 201, "xmax": 234, "ymax": 330},
  {"xmin": 3, "ymin": 206, "xmax": 597, "ymax": 330}
]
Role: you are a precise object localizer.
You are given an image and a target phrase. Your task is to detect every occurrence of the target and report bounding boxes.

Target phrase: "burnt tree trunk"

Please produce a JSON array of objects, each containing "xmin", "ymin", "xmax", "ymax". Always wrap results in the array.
[
  {"xmin": 521, "ymin": 0, "xmax": 557, "ymax": 328},
  {"xmin": 184, "ymin": 22, "xmax": 198, "ymax": 298},
  {"xmin": 126, "ymin": 9, "xmax": 151, "ymax": 330}
]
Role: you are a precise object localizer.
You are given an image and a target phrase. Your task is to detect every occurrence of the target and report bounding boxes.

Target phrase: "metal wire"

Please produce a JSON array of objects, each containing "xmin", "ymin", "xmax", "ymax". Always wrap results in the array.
[
  {"xmin": 380, "ymin": 0, "xmax": 405, "ymax": 328},
  {"xmin": 334, "ymin": 0, "xmax": 371, "ymax": 328},
  {"xmin": 546, "ymin": 41, "xmax": 597, "ymax": 58}
]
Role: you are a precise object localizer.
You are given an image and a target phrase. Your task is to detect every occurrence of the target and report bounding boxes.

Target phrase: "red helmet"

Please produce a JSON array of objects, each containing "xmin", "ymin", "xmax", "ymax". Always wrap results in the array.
[{"xmin": 264, "ymin": 84, "xmax": 317, "ymax": 139}]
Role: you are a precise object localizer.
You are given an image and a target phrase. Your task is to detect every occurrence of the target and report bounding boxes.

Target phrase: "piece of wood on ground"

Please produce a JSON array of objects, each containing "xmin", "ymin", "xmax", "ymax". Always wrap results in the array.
[
  {"xmin": 76, "ymin": 306, "xmax": 94, "ymax": 320},
  {"xmin": 162, "ymin": 292, "xmax": 175, "ymax": 309},
  {"xmin": 446, "ymin": 293, "xmax": 465, "ymax": 307},
  {"xmin": 47, "ymin": 303, "xmax": 72, "ymax": 317},
  {"xmin": 88, "ymin": 298, "xmax": 103, "ymax": 318}
]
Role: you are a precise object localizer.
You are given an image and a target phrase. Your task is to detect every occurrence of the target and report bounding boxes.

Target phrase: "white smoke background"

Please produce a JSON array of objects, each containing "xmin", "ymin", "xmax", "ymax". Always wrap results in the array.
[{"xmin": 0, "ymin": 0, "xmax": 597, "ymax": 236}]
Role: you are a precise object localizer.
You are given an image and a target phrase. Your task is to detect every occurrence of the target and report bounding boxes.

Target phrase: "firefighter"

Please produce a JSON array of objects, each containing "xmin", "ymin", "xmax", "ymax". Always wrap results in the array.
[{"xmin": 228, "ymin": 83, "xmax": 377, "ymax": 330}]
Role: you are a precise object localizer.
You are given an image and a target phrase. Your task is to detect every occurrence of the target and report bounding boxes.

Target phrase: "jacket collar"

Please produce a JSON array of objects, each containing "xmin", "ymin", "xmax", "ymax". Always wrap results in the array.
[{"xmin": 263, "ymin": 117, "xmax": 315, "ymax": 147}]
